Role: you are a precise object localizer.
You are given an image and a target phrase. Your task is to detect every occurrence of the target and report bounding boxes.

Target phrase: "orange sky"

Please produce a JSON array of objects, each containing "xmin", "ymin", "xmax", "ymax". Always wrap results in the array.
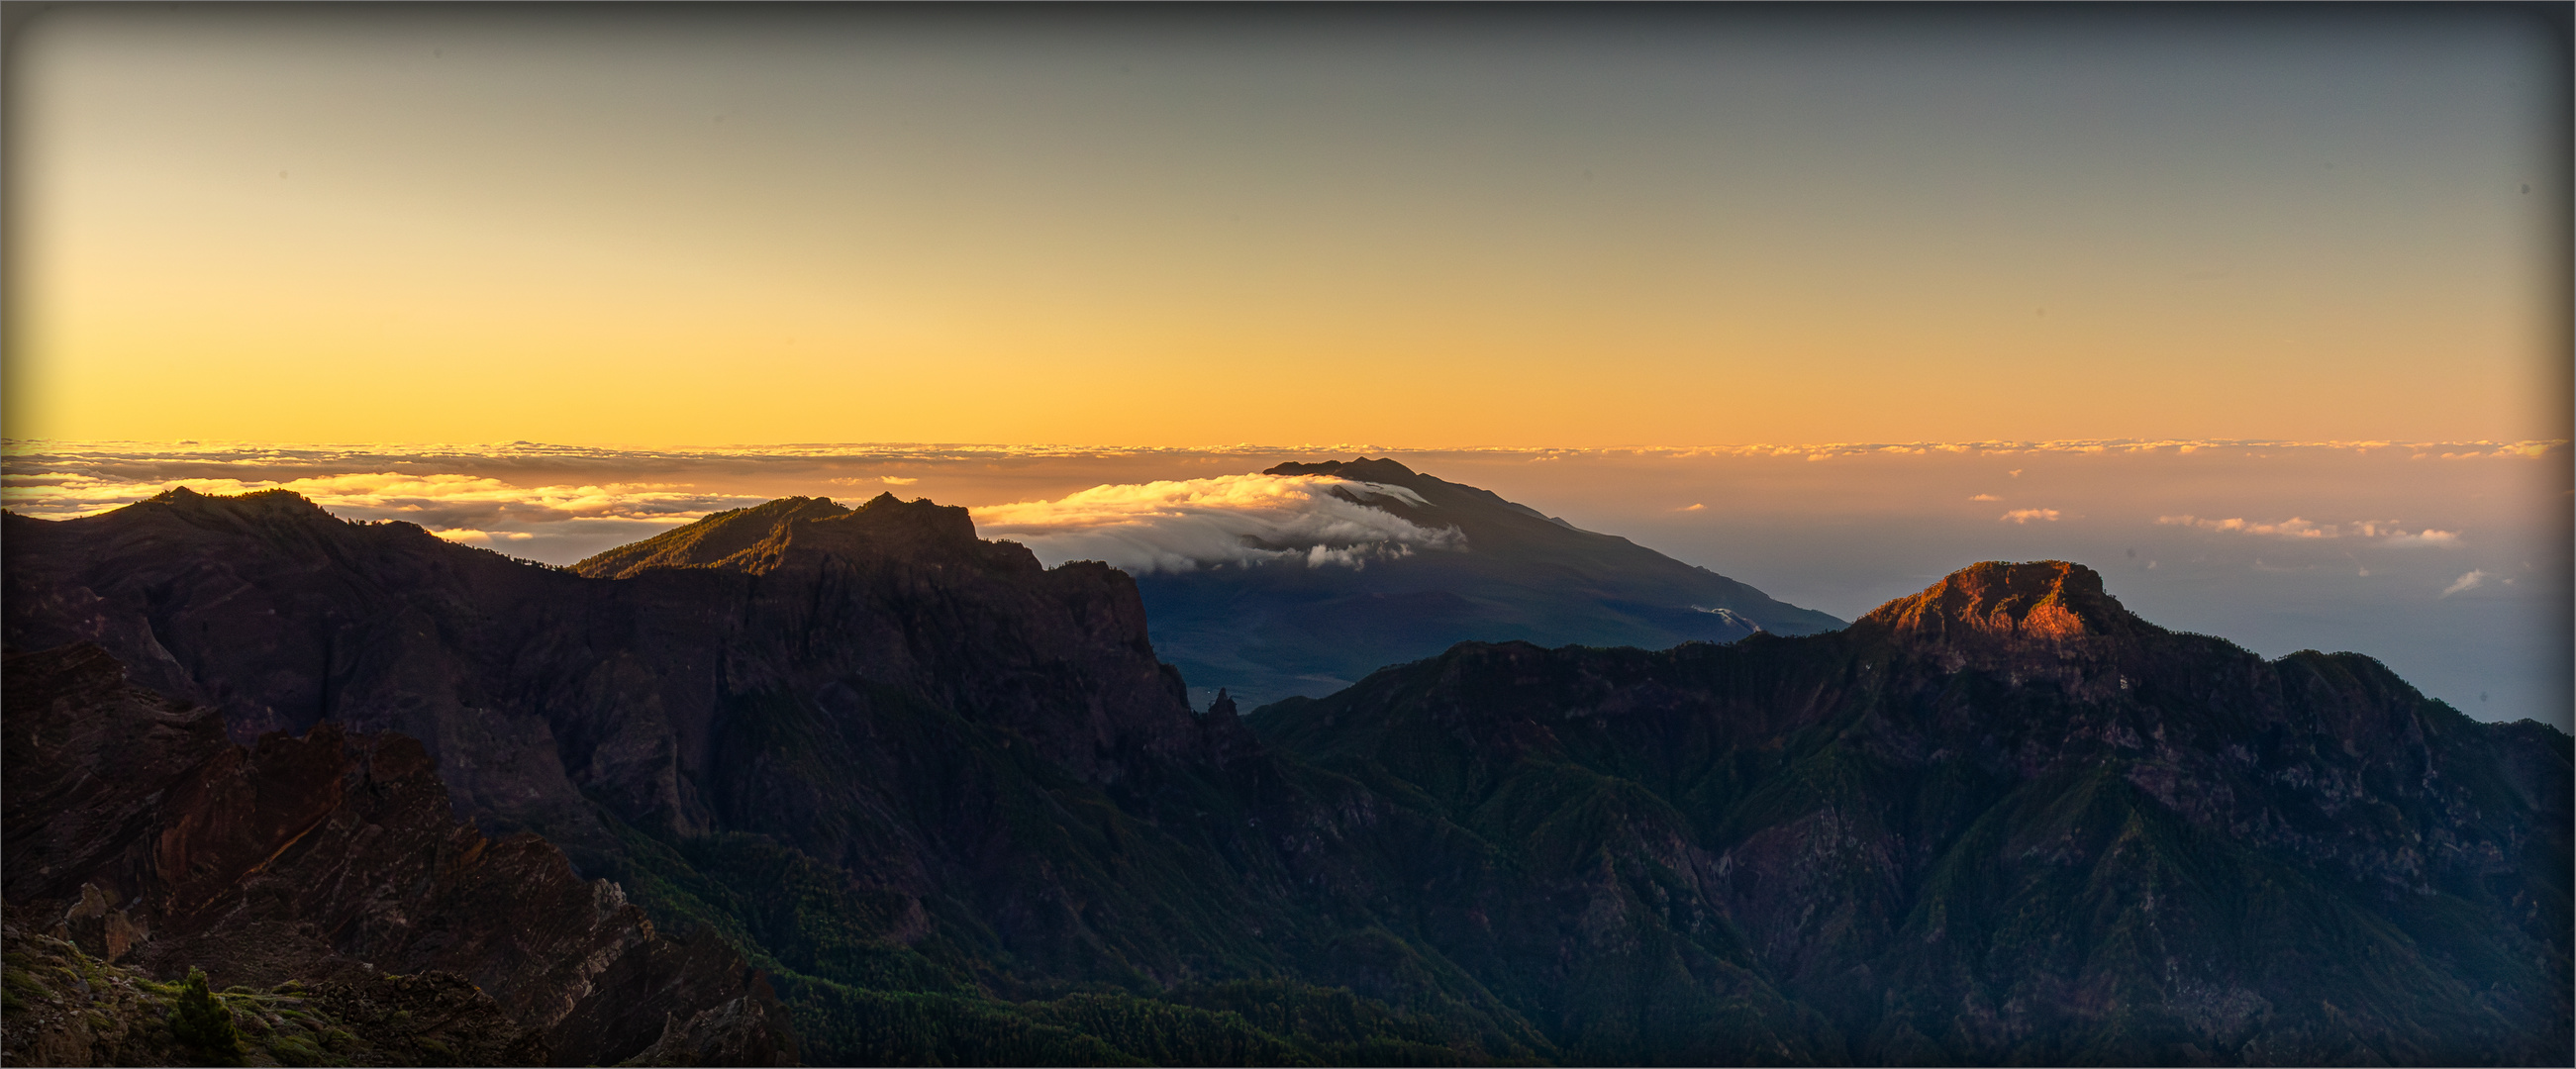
[{"xmin": 4, "ymin": 5, "xmax": 2567, "ymax": 446}]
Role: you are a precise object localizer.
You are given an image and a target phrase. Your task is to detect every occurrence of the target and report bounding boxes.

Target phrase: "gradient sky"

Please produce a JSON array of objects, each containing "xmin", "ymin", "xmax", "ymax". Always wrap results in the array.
[{"xmin": 6, "ymin": 4, "xmax": 2568, "ymax": 446}]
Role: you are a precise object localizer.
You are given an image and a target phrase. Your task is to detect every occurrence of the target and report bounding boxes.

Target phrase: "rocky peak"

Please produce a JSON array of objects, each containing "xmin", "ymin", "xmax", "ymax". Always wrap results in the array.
[
  {"xmin": 573, "ymin": 497, "xmax": 851, "ymax": 578},
  {"xmin": 574, "ymin": 494, "xmax": 990, "ymax": 579},
  {"xmin": 1856, "ymin": 560, "xmax": 2150, "ymax": 647},
  {"xmin": 1264, "ymin": 457, "xmax": 1420, "ymax": 485},
  {"xmin": 778, "ymin": 493, "xmax": 989, "ymax": 567}
]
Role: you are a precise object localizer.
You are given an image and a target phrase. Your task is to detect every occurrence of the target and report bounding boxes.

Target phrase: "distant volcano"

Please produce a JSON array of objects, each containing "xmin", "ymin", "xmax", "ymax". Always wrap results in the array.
[{"xmin": 1117, "ymin": 457, "xmax": 1843, "ymax": 707}]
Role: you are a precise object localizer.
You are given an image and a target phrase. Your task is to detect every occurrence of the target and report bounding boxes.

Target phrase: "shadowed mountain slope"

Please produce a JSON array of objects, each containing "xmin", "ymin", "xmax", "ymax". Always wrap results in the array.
[
  {"xmin": 1, "ymin": 489, "xmax": 1553, "ymax": 1064},
  {"xmin": 1253, "ymin": 561, "xmax": 2571, "ymax": 1064},
  {"xmin": 1, "ymin": 642, "xmax": 797, "ymax": 1066},
  {"xmin": 1136, "ymin": 458, "xmax": 1844, "ymax": 707},
  {"xmin": 7, "ymin": 487, "xmax": 2564, "ymax": 1066}
]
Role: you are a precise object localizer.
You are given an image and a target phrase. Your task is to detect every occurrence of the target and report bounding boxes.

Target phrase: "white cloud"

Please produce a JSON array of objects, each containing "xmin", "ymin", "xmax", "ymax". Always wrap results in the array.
[
  {"xmin": 2158, "ymin": 515, "xmax": 2462, "ymax": 546},
  {"xmin": 1970, "ymin": 493, "xmax": 2001, "ymax": 502},
  {"xmin": 1999, "ymin": 509, "xmax": 2061, "ymax": 524},
  {"xmin": 2441, "ymin": 570, "xmax": 2489, "ymax": 597},
  {"xmin": 431, "ymin": 528, "xmax": 536, "ymax": 543},
  {"xmin": 969, "ymin": 473, "xmax": 1465, "ymax": 573},
  {"xmin": 1679, "ymin": 503, "xmax": 1707, "ymax": 512},
  {"xmin": 2377, "ymin": 529, "xmax": 2461, "ymax": 547},
  {"xmin": 2159, "ymin": 515, "xmax": 2331, "ymax": 538}
]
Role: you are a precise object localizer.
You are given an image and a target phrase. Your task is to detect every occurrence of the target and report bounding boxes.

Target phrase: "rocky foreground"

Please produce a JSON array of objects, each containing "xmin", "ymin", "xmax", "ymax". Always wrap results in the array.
[{"xmin": 2, "ymin": 643, "xmax": 795, "ymax": 1066}]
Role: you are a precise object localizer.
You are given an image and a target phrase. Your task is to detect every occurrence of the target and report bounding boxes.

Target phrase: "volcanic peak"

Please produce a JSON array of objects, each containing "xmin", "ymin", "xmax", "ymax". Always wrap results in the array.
[{"xmin": 1858, "ymin": 560, "xmax": 2150, "ymax": 644}]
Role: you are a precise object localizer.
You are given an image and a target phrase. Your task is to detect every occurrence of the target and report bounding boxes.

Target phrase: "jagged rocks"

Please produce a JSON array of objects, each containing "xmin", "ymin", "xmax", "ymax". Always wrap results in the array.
[{"xmin": 0, "ymin": 643, "xmax": 797, "ymax": 1066}]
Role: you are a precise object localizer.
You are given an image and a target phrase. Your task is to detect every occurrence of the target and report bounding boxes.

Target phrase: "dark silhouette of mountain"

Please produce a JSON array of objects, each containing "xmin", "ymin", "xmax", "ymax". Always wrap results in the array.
[
  {"xmin": 1254, "ymin": 561, "xmax": 2571, "ymax": 1063},
  {"xmin": 5, "ymin": 489, "xmax": 2566, "ymax": 1065},
  {"xmin": 1, "ymin": 489, "xmax": 1550, "ymax": 1064},
  {"xmin": 1134, "ymin": 458, "xmax": 1843, "ymax": 708}
]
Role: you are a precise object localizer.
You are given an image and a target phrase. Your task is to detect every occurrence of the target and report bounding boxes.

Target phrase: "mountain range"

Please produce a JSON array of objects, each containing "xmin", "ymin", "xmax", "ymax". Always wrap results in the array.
[
  {"xmin": 1132, "ymin": 458, "xmax": 1843, "ymax": 708},
  {"xmin": 2, "ymin": 478, "xmax": 2565, "ymax": 1065}
]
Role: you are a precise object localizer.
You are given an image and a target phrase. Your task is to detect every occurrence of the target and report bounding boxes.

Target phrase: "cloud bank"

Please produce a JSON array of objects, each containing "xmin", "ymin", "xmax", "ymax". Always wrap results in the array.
[
  {"xmin": 970, "ymin": 474, "xmax": 1465, "ymax": 573},
  {"xmin": 1, "ymin": 470, "xmax": 763, "ymax": 536},
  {"xmin": 2157, "ymin": 515, "xmax": 2461, "ymax": 546}
]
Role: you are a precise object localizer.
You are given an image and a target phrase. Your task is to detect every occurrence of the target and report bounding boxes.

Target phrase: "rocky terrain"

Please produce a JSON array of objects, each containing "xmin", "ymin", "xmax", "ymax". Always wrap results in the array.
[
  {"xmin": 3, "ymin": 913, "xmax": 549, "ymax": 1067},
  {"xmin": 1256, "ymin": 561, "xmax": 2572, "ymax": 1063},
  {"xmin": 4, "ymin": 486, "xmax": 2565, "ymax": 1065},
  {"xmin": 0, "ymin": 642, "xmax": 795, "ymax": 1066}
]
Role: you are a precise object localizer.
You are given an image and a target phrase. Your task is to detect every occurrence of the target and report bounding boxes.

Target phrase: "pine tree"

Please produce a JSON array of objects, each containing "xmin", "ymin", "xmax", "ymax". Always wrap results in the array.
[{"xmin": 167, "ymin": 966, "xmax": 246, "ymax": 1066}]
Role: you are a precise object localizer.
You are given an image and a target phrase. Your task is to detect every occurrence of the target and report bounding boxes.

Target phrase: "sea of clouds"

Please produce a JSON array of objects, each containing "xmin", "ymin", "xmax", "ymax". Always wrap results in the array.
[{"xmin": 971, "ymin": 474, "xmax": 1464, "ymax": 573}]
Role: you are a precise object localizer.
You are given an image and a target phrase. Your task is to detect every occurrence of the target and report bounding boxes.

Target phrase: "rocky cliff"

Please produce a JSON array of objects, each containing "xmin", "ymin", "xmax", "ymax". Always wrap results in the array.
[{"xmin": 1, "ymin": 642, "xmax": 796, "ymax": 1066}]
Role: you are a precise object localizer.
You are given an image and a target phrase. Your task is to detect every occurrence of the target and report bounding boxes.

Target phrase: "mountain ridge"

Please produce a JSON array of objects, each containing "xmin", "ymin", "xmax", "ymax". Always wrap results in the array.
[{"xmin": 5, "ymin": 487, "xmax": 2565, "ymax": 1065}]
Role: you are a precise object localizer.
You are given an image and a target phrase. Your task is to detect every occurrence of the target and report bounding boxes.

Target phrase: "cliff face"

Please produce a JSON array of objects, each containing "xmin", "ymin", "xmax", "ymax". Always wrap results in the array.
[
  {"xmin": 0, "ymin": 643, "xmax": 796, "ymax": 1067},
  {"xmin": 1253, "ymin": 562, "xmax": 2572, "ymax": 1064},
  {"xmin": 1, "ymin": 487, "xmax": 1215, "ymax": 858},
  {"xmin": 1855, "ymin": 559, "xmax": 2143, "ymax": 645}
]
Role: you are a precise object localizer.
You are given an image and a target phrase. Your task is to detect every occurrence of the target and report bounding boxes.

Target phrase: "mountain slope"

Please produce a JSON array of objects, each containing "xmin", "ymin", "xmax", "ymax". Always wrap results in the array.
[
  {"xmin": 1252, "ymin": 561, "xmax": 2572, "ymax": 1064},
  {"xmin": 1135, "ymin": 458, "xmax": 1844, "ymax": 707},
  {"xmin": 9, "ymin": 488, "xmax": 2563, "ymax": 1065},
  {"xmin": 2, "ymin": 490, "xmax": 1553, "ymax": 1064}
]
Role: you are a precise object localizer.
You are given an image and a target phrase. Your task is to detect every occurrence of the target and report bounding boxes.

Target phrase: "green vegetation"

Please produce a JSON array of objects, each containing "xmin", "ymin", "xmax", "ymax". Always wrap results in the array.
[
  {"xmin": 168, "ymin": 967, "xmax": 247, "ymax": 1066},
  {"xmin": 593, "ymin": 800, "xmax": 1551, "ymax": 1065},
  {"xmin": 1, "ymin": 924, "xmax": 542, "ymax": 1068},
  {"xmin": 538, "ymin": 608, "xmax": 2572, "ymax": 1065}
]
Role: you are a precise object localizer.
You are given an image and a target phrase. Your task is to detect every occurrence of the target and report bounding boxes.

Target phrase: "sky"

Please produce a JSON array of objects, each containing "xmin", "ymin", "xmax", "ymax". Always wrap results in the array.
[{"xmin": 4, "ymin": 4, "xmax": 2568, "ymax": 445}]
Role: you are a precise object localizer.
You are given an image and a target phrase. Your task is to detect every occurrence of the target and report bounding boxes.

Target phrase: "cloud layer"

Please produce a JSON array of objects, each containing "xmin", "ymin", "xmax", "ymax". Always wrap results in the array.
[
  {"xmin": 2157, "ymin": 515, "xmax": 2461, "ymax": 546},
  {"xmin": 0, "ymin": 469, "xmax": 763, "ymax": 537},
  {"xmin": 970, "ymin": 474, "xmax": 1465, "ymax": 573}
]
